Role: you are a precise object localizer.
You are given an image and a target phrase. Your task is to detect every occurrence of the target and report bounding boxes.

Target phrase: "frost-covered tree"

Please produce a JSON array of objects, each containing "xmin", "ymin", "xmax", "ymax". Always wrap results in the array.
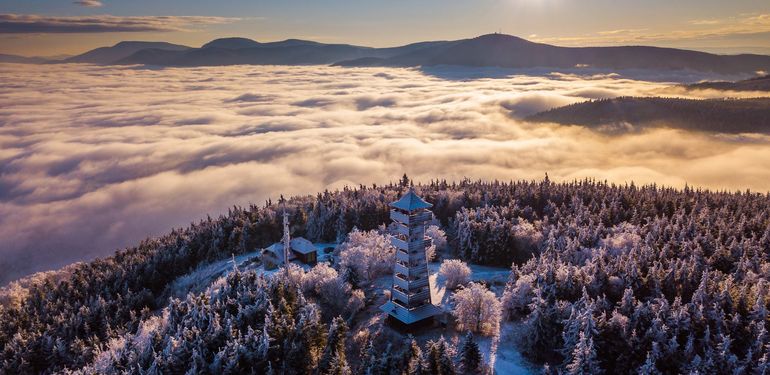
[
  {"xmin": 425, "ymin": 337, "xmax": 456, "ymax": 375},
  {"xmin": 501, "ymin": 270, "xmax": 535, "ymax": 318},
  {"xmin": 566, "ymin": 332, "xmax": 602, "ymax": 375},
  {"xmin": 319, "ymin": 317, "xmax": 349, "ymax": 375},
  {"xmin": 524, "ymin": 284, "xmax": 563, "ymax": 362},
  {"xmin": 452, "ymin": 282, "xmax": 501, "ymax": 336},
  {"xmin": 338, "ymin": 228, "xmax": 394, "ymax": 282},
  {"xmin": 302, "ymin": 263, "xmax": 361, "ymax": 317},
  {"xmin": 426, "ymin": 225, "xmax": 448, "ymax": 260},
  {"xmin": 6, "ymin": 179, "xmax": 770, "ymax": 374},
  {"xmin": 440, "ymin": 259, "xmax": 472, "ymax": 290}
]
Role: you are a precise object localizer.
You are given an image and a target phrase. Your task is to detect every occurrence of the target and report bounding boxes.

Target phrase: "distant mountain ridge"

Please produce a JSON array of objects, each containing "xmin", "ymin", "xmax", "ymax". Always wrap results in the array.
[
  {"xmin": 115, "ymin": 37, "xmax": 450, "ymax": 67},
  {"xmin": 335, "ymin": 34, "xmax": 770, "ymax": 75},
  {"xmin": 0, "ymin": 54, "xmax": 49, "ymax": 64},
  {"xmin": 27, "ymin": 34, "xmax": 770, "ymax": 75},
  {"xmin": 63, "ymin": 41, "xmax": 192, "ymax": 64}
]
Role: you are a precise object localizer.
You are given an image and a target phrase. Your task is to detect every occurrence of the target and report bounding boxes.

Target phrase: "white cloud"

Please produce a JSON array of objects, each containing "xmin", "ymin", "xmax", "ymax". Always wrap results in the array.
[
  {"xmin": 0, "ymin": 63, "xmax": 768, "ymax": 283},
  {"xmin": 73, "ymin": 0, "xmax": 103, "ymax": 8}
]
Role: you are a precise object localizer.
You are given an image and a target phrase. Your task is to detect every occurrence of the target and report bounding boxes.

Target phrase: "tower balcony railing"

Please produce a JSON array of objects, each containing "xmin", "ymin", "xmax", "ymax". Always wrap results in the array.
[
  {"xmin": 394, "ymin": 223, "xmax": 410, "ymax": 236},
  {"xmin": 395, "ymin": 250, "xmax": 411, "ymax": 263},
  {"xmin": 408, "ymin": 277, "xmax": 429, "ymax": 289},
  {"xmin": 390, "ymin": 210, "xmax": 410, "ymax": 224},
  {"xmin": 396, "ymin": 249, "xmax": 428, "ymax": 264},
  {"xmin": 394, "ymin": 262, "xmax": 409, "ymax": 275},
  {"xmin": 408, "ymin": 238, "xmax": 432, "ymax": 251},
  {"xmin": 408, "ymin": 289, "xmax": 431, "ymax": 305},
  {"xmin": 390, "ymin": 210, "xmax": 433, "ymax": 225},
  {"xmin": 392, "ymin": 287, "xmax": 409, "ymax": 305},
  {"xmin": 394, "ymin": 262, "xmax": 428, "ymax": 278},
  {"xmin": 394, "ymin": 273, "xmax": 430, "ymax": 290},
  {"xmin": 390, "ymin": 236, "xmax": 408, "ymax": 250},
  {"xmin": 391, "ymin": 236, "xmax": 432, "ymax": 252},
  {"xmin": 409, "ymin": 264, "xmax": 429, "ymax": 277},
  {"xmin": 393, "ymin": 274, "xmax": 409, "ymax": 290},
  {"xmin": 410, "ymin": 252, "xmax": 428, "ymax": 264}
]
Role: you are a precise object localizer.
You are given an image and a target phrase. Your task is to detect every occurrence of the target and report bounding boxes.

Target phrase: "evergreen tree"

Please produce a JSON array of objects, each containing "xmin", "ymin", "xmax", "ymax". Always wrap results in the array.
[
  {"xmin": 318, "ymin": 317, "xmax": 348, "ymax": 375},
  {"xmin": 401, "ymin": 336, "xmax": 424, "ymax": 375},
  {"xmin": 425, "ymin": 337, "xmax": 456, "ymax": 375},
  {"xmin": 525, "ymin": 285, "xmax": 562, "ymax": 362},
  {"xmin": 458, "ymin": 332, "xmax": 483, "ymax": 375},
  {"xmin": 565, "ymin": 332, "xmax": 602, "ymax": 375}
]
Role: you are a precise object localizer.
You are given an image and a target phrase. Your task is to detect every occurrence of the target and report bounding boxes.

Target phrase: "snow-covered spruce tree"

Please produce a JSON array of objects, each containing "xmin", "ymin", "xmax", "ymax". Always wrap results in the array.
[
  {"xmin": 318, "ymin": 316, "xmax": 349, "ymax": 375},
  {"xmin": 451, "ymin": 282, "xmax": 501, "ymax": 336},
  {"xmin": 560, "ymin": 288, "xmax": 597, "ymax": 369},
  {"xmin": 565, "ymin": 331, "xmax": 602, "ymax": 375},
  {"xmin": 458, "ymin": 332, "xmax": 483, "ymax": 375},
  {"xmin": 440, "ymin": 259, "xmax": 472, "ymax": 290},
  {"xmin": 523, "ymin": 284, "xmax": 563, "ymax": 363},
  {"xmin": 404, "ymin": 337, "xmax": 424, "ymax": 375},
  {"xmin": 425, "ymin": 337, "xmax": 457, "ymax": 375},
  {"xmin": 501, "ymin": 267, "xmax": 535, "ymax": 319}
]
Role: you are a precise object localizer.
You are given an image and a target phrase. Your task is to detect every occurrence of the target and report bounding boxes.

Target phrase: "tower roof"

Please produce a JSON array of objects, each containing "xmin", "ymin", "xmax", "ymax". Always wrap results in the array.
[{"xmin": 391, "ymin": 188, "xmax": 432, "ymax": 211}]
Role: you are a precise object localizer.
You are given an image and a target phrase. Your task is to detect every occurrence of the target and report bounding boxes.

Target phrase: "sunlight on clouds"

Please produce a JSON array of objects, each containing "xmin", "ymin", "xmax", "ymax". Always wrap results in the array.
[{"xmin": 0, "ymin": 62, "xmax": 768, "ymax": 283}]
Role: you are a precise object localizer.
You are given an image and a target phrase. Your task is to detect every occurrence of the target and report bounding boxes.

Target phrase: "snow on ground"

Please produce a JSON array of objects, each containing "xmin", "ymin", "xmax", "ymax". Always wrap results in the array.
[
  {"xmin": 485, "ymin": 322, "xmax": 538, "ymax": 375},
  {"xmin": 165, "ymin": 242, "xmax": 340, "ymax": 300},
  {"xmin": 429, "ymin": 261, "xmax": 511, "ymax": 308},
  {"xmin": 314, "ymin": 243, "xmax": 338, "ymax": 263},
  {"xmin": 164, "ymin": 250, "xmax": 266, "ymax": 299}
]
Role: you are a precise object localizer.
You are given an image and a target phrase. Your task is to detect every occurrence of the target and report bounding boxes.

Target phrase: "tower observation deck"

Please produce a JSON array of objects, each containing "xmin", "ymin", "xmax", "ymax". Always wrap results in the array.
[{"xmin": 380, "ymin": 188, "xmax": 442, "ymax": 326}]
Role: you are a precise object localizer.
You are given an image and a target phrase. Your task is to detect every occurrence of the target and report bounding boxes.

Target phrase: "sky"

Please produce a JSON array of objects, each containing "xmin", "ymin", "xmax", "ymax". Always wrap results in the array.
[{"xmin": 1, "ymin": 0, "xmax": 769, "ymax": 56}]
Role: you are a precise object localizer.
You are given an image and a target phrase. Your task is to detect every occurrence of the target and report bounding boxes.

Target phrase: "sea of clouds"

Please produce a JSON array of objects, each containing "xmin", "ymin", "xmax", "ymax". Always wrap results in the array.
[{"xmin": 1, "ymin": 63, "xmax": 769, "ymax": 284}]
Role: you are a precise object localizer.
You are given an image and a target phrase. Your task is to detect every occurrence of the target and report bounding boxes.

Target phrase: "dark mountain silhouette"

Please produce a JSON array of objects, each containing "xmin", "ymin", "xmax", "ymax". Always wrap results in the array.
[
  {"xmin": 201, "ymin": 37, "xmax": 262, "ymax": 49},
  {"xmin": 62, "ymin": 34, "xmax": 770, "ymax": 75},
  {"xmin": 526, "ymin": 97, "xmax": 770, "ymax": 134},
  {"xmin": 686, "ymin": 75, "xmax": 770, "ymax": 92},
  {"xmin": 336, "ymin": 34, "xmax": 770, "ymax": 75},
  {"xmin": 116, "ymin": 39, "xmax": 449, "ymax": 66},
  {"xmin": 64, "ymin": 41, "xmax": 192, "ymax": 64},
  {"xmin": 0, "ymin": 54, "xmax": 49, "ymax": 64},
  {"xmin": 118, "ymin": 43, "xmax": 375, "ymax": 66}
]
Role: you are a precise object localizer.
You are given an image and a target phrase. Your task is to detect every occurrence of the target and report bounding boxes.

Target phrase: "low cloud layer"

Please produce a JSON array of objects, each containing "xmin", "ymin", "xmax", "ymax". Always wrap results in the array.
[{"xmin": 1, "ymin": 63, "xmax": 769, "ymax": 284}]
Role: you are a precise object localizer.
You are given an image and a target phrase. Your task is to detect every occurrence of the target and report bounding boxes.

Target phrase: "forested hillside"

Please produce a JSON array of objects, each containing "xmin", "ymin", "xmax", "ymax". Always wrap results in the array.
[
  {"xmin": 2, "ymin": 178, "xmax": 770, "ymax": 373},
  {"xmin": 526, "ymin": 97, "xmax": 770, "ymax": 134},
  {"xmin": 687, "ymin": 75, "xmax": 770, "ymax": 92}
]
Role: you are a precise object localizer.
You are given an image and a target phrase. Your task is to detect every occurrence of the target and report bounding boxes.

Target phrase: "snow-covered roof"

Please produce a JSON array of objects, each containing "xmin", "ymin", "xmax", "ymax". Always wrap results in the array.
[
  {"xmin": 263, "ymin": 243, "xmax": 286, "ymax": 262},
  {"xmin": 265, "ymin": 243, "xmax": 283, "ymax": 253},
  {"xmin": 380, "ymin": 300, "xmax": 442, "ymax": 324},
  {"xmin": 264, "ymin": 237, "xmax": 316, "ymax": 257},
  {"xmin": 391, "ymin": 188, "xmax": 432, "ymax": 211},
  {"xmin": 290, "ymin": 237, "xmax": 316, "ymax": 254}
]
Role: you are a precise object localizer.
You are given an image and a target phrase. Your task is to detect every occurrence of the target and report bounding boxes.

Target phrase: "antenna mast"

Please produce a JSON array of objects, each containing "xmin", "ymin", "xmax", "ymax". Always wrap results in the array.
[{"xmin": 282, "ymin": 207, "xmax": 291, "ymax": 266}]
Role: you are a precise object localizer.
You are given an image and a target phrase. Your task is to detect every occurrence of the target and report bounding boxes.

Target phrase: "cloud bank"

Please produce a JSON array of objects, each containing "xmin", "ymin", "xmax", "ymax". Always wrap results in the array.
[{"xmin": 1, "ymin": 63, "xmax": 769, "ymax": 284}]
